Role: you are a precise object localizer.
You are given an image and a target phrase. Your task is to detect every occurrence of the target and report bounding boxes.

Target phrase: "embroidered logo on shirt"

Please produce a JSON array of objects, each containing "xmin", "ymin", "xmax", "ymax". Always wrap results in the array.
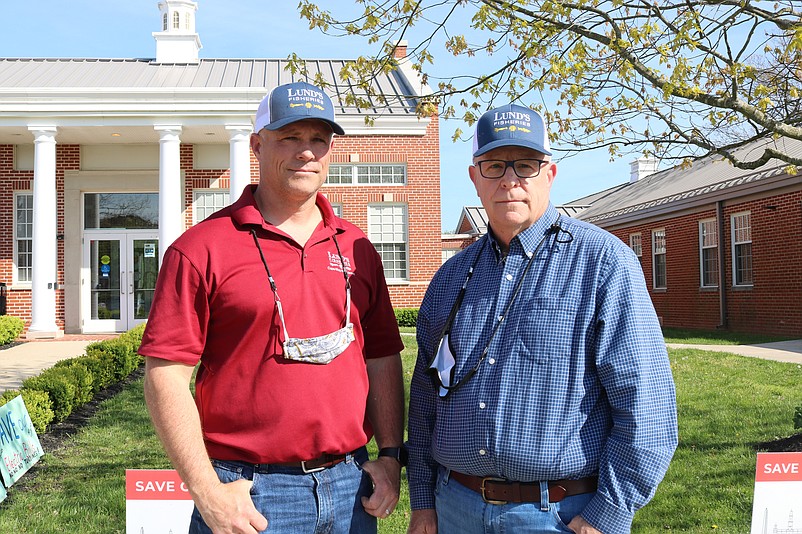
[{"xmin": 327, "ymin": 251, "xmax": 353, "ymax": 274}]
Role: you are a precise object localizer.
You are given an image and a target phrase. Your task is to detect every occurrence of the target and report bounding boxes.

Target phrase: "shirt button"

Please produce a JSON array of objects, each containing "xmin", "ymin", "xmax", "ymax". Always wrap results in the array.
[
  {"xmin": 479, "ymin": 449, "xmax": 486, "ymax": 456},
  {"xmin": 505, "ymin": 274, "xmax": 513, "ymax": 281},
  {"xmin": 479, "ymin": 402, "xmax": 486, "ymax": 409},
  {"xmin": 488, "ymin": 358, "xmax": 496, "ymax": 365}
]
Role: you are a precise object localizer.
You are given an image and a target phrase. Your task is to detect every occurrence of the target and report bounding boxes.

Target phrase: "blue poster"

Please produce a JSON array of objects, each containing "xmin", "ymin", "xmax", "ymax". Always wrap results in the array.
[{"xmin": 0, "ymin": 395, "xmax": 44, "ymax": 487}]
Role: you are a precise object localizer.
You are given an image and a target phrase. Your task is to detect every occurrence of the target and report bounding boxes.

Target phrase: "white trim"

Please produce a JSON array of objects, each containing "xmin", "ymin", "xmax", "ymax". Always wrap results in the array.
[
  {"xmin": 730, "ymin": 211, "xmax": 753, "ymax": 287},
  {"xmin": 368, "ymin": 203, "xmax": 409, "ymax": 282},
  {"xmin": 652, "ymin": 228, "xmax": 666, "ymax": 289},
  {"xmin": 698, "ymin": 218, "xmax": 718, "ymax": 288}
]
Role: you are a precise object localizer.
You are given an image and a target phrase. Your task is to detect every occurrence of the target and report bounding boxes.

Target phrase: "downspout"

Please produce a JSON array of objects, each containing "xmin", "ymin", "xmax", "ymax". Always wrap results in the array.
[{"xmin": 716, "ymin": 200, "xmax": 728, "ymax": 329}]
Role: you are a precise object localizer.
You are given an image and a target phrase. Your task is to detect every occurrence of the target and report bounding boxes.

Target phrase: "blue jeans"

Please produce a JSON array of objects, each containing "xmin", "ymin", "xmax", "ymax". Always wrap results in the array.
[
  {"xmin": 189, "ymin": 447, "xmax": 376, "ymax": 534},
  {"xmin": 435, "ymin": 467, "xmax": 595, "ymax": 534}
]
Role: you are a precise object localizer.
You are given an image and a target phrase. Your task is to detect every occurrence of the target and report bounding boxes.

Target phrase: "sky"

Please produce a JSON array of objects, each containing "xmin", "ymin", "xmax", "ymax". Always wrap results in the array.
[{"xmin": 0, "ymin": 0, "xmax": 634, "ymax": 231}]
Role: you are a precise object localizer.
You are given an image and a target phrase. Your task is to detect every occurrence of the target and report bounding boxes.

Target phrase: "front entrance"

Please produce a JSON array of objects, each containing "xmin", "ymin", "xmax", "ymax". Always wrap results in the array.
[{"xmin": 83, "ymin": 232, "xmax": 159, "ymax": 332}]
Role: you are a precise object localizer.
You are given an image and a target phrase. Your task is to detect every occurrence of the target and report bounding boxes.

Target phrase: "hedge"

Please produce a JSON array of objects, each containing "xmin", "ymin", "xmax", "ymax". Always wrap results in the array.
[
  {"xmin": 394, "ymin": 308, "xmax": 418, "ymax": 327},
  {"xmin": 0, "ymin": 315, "xmax": 24, "ymax": 345},
  {"xmin": 0, "ymin": 323, "xmax": 147, "ymax": 431}
]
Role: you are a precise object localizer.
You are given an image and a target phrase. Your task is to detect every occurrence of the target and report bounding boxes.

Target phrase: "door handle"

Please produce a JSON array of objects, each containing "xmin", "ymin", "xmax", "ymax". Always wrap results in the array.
[
  {"xmin": 120, "ymin": 271, "xmax": 126, "ymax": 295},
  {"xmin": 129, "ymin": 270, "xmax": 134, "ymax": 294}
]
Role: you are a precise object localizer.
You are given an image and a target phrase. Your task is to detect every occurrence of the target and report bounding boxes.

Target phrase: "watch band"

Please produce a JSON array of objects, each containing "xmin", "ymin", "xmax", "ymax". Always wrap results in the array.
[{"xmin": 378, "ymin": 446, "xmax": 408, "ymax": 467}]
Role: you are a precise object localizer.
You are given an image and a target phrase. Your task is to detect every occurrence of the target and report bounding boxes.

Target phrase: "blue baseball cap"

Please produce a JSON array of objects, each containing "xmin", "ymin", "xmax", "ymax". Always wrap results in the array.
[
  {"xmin": 472, "ymin": 104, "xmax": 551, "ymax": 157},
  {"xmin": 254, "ymin": 81, "xmax": 345, "ymax": 135}
]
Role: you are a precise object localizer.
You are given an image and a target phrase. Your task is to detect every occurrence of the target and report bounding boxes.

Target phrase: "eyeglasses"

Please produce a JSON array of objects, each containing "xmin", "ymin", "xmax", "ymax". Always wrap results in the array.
[{"xmin": 476, "ymin": 159, "xmax": 547, "ymax": 179}]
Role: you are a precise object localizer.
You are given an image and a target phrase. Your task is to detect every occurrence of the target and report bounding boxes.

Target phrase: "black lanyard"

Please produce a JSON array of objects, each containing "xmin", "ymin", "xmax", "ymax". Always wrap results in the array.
[{"xmin": 432, "ymin": 215, "xmax": 562, "ymax": 396}]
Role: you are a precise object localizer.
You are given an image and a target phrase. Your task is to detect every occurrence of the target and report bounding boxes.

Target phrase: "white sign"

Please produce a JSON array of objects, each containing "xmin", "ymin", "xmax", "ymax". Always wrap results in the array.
[
  {"xmin": 144, "ymin": 243, "xmax": 156, "ymax": 258},
  {"xmin": 0, "ymin": 395, "xmax": 44, "ymax": 487},
  {"xmin": 126, "ymin": 469, "xmax": 193, "ymax": 533},
  {"xmin": 751, "ymin": 452, "xmax": 802, "ymax": 534}
]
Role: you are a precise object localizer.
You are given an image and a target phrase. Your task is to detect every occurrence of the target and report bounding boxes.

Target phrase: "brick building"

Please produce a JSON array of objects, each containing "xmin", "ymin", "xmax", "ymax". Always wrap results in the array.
[
  {"xmin": 0, "ymin": 0, "xmax": 440, "ymax": 337},
  {"xmin": 576, "ymin": 141, "xmax": 802, "ymax": 336}
]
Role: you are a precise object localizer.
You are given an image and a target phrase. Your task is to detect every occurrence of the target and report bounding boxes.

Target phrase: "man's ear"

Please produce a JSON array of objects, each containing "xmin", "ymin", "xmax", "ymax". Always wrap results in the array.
[
  {"xmin": 250, "ymin": 132, "xmax": 262, "ymax": 158},
  {"xmin": 468, "ymin": 164, "xmax": 479, "ymax": 192}
]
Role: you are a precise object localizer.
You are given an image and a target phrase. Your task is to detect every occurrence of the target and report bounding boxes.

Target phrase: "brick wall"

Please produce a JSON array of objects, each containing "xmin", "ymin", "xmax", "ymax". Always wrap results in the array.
[{"xmin": 607, "ymin": 189, "xmax": 802, "ymax": 336}]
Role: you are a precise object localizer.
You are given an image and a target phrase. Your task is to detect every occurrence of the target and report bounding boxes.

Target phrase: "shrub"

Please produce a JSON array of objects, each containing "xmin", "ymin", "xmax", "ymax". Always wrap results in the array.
[
  {"xmin": 22, "ymin": 370, "xmax": 76, "ymax": 423},
  {"xmin": 118, "ymin": 323, "xmax": 146, "ymax": 350},
  {"xmin": 0, "ymin": 389, "xmax": 54, "ymax": 434},
  {"xmin": 85, "ymin": 338, "xmax": 140, "ymax": 381},
  {"xmin": 795, "ymin": 405, "xmax": 802, "ymax": 430},
  {"xmin": 394, "ymin": 308, "xmax": 418, "ymax": 327},
  {"xmin": 0, "ymin": 315, "xmax": 25, "ymax": 345},
  {"xmin": 77, "ymin": 355, "xmax": 116, "ymax": 393}
]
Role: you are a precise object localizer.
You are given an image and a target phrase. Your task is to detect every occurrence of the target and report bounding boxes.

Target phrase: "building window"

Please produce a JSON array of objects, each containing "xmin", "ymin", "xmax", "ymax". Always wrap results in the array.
[
  {"xmin": 368, "ymin": 204, "xmax": 408, "ymax": 281},
  {"xmin": 652, "ymin": 229, "xmax": 666, "ymax": 289},
  {"xmin": 629, "ymin": 233, "xmax": 642, "ymax": 257},
  {"xmin": 14, "ymin": 192, "xmax": 33, "ymax": 284},
  {"xmin": 327, "ymin": 164, "xmax": 406, "ymax": 185},
  {"xmin": 163, "ymin": 13, "xmax": 168, "ymax": 31},
  {"xmin": 185, "ymin": 12, "xmax": 192, "ymax": 30},
  {"xmin": 193, "ymin": 190, "xmax": 230, "ymax": 224},
  {"xmin": 731, "ymin": 212, "xmax": 753, "ymax": 286},
  {"xmin": 330, "ymin": 203, "xmax": 343, "ymax": 218},
  {"xmin": 699, "ymin": 219, "xmax": 718, "ymax": 288},
  {"xmin": 172, "ymin": 12, "xmax": 180, "ymax": 29},
  {"xmin": 442, "ymin": 249, "xmax": 459, "ymax": 264}
]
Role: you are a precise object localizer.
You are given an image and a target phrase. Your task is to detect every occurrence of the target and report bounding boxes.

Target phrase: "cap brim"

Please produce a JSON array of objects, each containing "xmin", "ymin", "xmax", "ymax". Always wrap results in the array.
[
  {"xmin": 473, "ymin": 138, "xmax": 552, "ymax": 158},
  {"xmin": 262, "ymin": 115, "xmax": 345, "ymax": 136}
]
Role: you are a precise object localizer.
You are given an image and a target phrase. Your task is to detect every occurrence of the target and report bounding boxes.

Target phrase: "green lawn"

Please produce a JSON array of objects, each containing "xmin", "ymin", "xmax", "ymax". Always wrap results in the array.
[{"xmin": 1, "ymin": 335, "xmax": 800, "ymax": 533}]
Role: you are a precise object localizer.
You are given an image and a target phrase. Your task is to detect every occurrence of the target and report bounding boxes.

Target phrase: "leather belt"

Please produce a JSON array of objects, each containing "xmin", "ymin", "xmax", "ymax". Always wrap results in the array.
[
  {"xmin": 274, "ymin": 453, "xmax": 348, "ymax": 473},
  {"xmin": 450, "ymin": 471, "xmax": 598, "ymax": 504}
]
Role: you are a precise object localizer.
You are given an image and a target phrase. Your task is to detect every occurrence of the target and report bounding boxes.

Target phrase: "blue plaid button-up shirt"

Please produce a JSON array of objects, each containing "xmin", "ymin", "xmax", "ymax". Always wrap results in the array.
[{"xmin": 407, "ymin": 204, "xmax": 678, "ymax": 534}]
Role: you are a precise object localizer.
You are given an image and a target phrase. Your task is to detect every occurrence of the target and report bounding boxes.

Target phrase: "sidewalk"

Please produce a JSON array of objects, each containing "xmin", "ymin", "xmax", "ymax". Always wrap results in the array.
[
  {"xmin": 665, "ymin": 339, "xmax": 802, "ymax": 364},
  {"xmin": 0, "ymin": 335, "xmax": 118, "ymax": 394}
]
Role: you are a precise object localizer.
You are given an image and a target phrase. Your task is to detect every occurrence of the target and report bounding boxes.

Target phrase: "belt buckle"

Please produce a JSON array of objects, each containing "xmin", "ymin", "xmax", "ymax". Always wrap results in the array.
[
  {"xmin": 300, "ymin": 460, "xmax": 327, "ymax": 474},
  {"xmin": 480, "ymin": 477, "xmax": 508, "ymax": 505}
]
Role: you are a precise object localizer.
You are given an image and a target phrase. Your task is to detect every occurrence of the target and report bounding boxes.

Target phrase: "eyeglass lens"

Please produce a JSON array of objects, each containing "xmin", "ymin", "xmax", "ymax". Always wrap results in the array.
[{"xmin": 477, "ymin": 159, "xmax": 545, "ymax": 179}]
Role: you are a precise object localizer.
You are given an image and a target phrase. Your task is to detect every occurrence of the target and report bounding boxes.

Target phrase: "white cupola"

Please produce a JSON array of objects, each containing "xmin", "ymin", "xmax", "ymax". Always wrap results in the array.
[{"xmin": 152, "ymin": 0, "xmax": 202, "ymax": 63}]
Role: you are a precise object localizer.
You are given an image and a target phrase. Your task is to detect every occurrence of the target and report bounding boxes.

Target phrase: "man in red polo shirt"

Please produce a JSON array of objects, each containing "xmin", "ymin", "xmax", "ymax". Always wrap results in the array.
[{"xmin": 140, "ymin": 81, "xmax": 406, "ymax": 534}]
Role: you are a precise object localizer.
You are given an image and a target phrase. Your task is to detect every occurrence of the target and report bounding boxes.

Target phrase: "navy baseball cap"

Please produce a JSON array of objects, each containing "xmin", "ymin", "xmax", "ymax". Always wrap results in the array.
[
  {"xmin": 254, "ymin": 81, "xmax": 345, "ymax": 135},
  {"xmin": 472, "ymin": 104, "xmax": 551, "ymax": 157}
]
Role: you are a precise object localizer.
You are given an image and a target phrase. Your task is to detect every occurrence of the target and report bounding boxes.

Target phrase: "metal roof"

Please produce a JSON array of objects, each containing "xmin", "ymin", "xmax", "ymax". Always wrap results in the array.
[
  {"xmin": 0, "ymin": 57, "xmax": 419, "ymax": 115},
  {"xmin": 576, "ymin": 137, "xmax": 802, "ymax": 224}
]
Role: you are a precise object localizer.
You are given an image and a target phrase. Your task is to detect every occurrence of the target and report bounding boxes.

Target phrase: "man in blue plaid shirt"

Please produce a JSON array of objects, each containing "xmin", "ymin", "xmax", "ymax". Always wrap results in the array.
[{"xmin": 406, "ymin": 104, "xmax": 677, "ymax": 534}]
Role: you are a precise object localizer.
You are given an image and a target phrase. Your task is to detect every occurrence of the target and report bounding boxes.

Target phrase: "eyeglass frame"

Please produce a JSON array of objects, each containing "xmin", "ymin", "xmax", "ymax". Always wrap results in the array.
[{"xmin": 475, "ymin": 158, "xmax": 548, "ymax": 179}]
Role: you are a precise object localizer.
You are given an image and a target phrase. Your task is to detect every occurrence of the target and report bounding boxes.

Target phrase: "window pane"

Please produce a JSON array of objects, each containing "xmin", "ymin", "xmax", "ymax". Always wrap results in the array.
[
  {"xmin": 735, "ymin": 242, "xmax": 753, "ymax": 285},
  {"xmin": 194, "ymin": 190, "xmax": 229, "ymax": 223},
  {"xmin": 702, "ymin": 248, "xmax": 718, "ymax": 287},
  {"xmin": 84, "ymin": 193, "xmax": 159, "ymax": 229},
  {"xmin": 368, "ymin": 205, "xmax": 408, "ymax": 279}
]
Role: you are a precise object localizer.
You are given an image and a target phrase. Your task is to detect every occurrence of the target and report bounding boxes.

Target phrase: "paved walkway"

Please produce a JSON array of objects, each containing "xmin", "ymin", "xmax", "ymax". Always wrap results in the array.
[
  {"xmin": 665, "ymin": 339, "xmax": 802, "ymax": 364},
  {"xmin": 0, "ymin": 334, "xmax": 118, "ymax": 394},
  {"xmin": 0, "ymin": 336, "xmax": 800, "ymax": 395}
]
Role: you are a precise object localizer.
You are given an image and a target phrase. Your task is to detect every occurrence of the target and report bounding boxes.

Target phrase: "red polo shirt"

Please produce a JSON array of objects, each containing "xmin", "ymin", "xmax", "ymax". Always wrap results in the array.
[{"xmin": 139, "ymin": 185, "xmax": 404, "ymax": 463}]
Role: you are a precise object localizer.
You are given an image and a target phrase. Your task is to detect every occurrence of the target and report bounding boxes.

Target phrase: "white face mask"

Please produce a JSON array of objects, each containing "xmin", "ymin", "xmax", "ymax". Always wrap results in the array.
[
  {"xmin": 283, "ymin": 323, "xmax": 355, "ymax": 365},
  {"xmin": 429, "ymin": 333, "xmax": 457, "ymax": 397},
  {"xmin": 275, "ymin": 287, "xmax": 354, "ymax": 365}
]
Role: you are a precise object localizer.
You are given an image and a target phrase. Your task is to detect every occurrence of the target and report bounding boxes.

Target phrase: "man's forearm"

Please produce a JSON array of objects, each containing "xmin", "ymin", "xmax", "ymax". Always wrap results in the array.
[
  {"xmin": 143, "ymin": 358, "xmax": 219, "ymax": 500},
  {"xmin": 365, "ymin": 353, "xmax": 404, "ymax": 447}
]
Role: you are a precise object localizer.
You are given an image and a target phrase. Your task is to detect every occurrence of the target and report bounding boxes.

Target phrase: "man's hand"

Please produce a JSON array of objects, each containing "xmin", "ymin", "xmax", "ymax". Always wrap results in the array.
[
  {"xmin": 193, "ymin": 478, "xmax": 268, "ymax": 534},
  {"xmin": 360, "ymin": 456, "xmax": 401, "ymax": 519},
  {"xmin": 408, "ymin": 508, "xmax": 438, "ymax": 533},
  {"xmin": 567, "ymin": 514, "xmax": 603, "ymax": 534}
]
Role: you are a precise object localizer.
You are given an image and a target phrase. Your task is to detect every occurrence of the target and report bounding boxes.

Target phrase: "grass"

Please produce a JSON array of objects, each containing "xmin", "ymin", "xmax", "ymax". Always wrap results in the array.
[
  {"xmin": 1, "ymin": 336, "xmax": 800, "ymax": 533},
  {"xmin": 662, "ymin": 327, "xmax": 798, "ymax": 345}
]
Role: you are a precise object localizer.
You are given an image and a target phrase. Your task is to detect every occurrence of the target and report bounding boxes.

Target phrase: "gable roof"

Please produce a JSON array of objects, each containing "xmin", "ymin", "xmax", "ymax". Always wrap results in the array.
[{"xmin": 576, "ymin": 136, "xmax": 802, "ymax": 225}]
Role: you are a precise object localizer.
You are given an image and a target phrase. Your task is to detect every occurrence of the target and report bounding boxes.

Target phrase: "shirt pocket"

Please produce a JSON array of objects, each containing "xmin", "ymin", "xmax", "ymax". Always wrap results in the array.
[{"xmin": 514, "ymin": 297, "xmax": 578, "ymax": 364}]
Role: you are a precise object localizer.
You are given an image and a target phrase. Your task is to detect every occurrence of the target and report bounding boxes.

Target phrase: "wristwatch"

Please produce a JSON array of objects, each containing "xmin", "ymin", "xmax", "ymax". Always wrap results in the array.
[{"xmin": 378, "ymin": 446, "xmax": 408, "ymax": 467}]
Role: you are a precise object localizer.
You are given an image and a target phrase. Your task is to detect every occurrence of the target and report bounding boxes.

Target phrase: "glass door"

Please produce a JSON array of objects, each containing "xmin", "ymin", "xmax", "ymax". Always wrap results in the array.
[{"xmin": 83, "ymin": 233, "xmax": 158, "ymax": 332}]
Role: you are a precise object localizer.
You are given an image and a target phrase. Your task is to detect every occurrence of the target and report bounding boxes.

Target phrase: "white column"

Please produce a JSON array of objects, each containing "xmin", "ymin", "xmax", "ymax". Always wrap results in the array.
[
  {"xmin": 155, "ymin": 126, "xmax": 183, "ymax": 264},
  {"xmin": 27, "ymin": 127, "xmax": 62, "ymax": 339},
  {"xmin": 226, "ymin": 125, "xmax": 253, "ymax": 205}
]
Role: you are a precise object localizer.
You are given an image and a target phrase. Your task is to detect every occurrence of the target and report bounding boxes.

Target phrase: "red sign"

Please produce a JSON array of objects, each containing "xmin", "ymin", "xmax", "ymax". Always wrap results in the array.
[
  {"xmin": 125, "ymin": 469, "xmax": 192, "ymax": 500},
  {"xmin": 755, "ymin": 452, "xmax": 802, "ymax": 482}
]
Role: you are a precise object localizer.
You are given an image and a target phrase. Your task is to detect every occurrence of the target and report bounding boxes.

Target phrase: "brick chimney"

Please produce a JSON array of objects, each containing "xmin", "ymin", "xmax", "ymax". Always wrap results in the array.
[{"xmin": 393, "ymin": 40, "xmax": 408, "ymax": 59}]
